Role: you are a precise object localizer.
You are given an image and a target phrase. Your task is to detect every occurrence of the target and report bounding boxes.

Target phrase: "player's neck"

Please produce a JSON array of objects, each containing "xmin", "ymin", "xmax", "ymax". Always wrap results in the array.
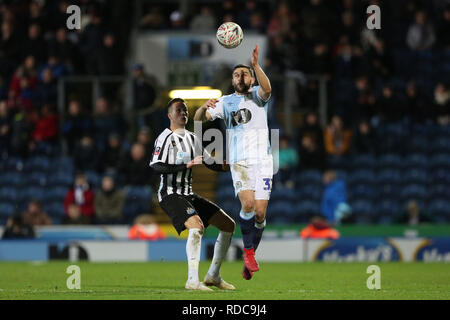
[{"xmin": 170, "ymin": 124, "xmax": 186, "ymax": 133}]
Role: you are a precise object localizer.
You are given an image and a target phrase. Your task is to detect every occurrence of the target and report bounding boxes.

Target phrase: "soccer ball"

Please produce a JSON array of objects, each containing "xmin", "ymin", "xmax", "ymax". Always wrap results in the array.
[{"xmin": 216, "ymin": 22, "xmax": 243, "ymax": 49}]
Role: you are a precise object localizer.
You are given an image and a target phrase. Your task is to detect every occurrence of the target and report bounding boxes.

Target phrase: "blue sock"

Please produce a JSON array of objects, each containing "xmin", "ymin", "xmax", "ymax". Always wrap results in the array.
[
  {"xmin": 239, "ymin": 210, "xmax": 255, "ymax": 250},
  {"xmin": 253, "ymin": 219, "xmax": 266, "ymax": 251}
]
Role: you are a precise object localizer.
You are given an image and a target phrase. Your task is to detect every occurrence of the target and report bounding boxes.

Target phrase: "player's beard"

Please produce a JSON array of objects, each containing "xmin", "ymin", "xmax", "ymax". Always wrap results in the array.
[{"xmin": 233, "ymin": 81, "xmax": 251, "ymax": 94}]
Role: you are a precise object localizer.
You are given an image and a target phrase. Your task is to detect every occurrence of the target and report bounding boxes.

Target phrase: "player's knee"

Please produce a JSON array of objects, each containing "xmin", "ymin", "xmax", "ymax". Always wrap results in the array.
[
  {"xmin": 241, "ymin": 199, "xmax": 255, "ymax": 213},
  {"xmin": 254, "ymin": 209, "xmax": 266, "ymax": 223},
  {"xmin": 186, "ymin": 215, "xmax": 204, "ymax": 232}
]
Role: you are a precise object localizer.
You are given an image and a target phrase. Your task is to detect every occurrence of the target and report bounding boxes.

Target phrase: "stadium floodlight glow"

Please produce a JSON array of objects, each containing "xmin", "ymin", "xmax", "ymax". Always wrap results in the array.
[{"xmin": 169, "ymin": 87, "xmax": 222, "ymax": 100}]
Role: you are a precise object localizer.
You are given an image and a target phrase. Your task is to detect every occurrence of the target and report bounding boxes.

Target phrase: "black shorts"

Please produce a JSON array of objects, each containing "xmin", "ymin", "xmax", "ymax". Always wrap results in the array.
[{"xmin": 159, "ymin": 193, "xmax": 222, "ymax": 235}]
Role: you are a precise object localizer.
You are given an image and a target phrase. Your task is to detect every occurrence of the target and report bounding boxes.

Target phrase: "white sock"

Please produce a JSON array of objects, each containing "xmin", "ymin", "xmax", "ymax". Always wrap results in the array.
[
  {"xmin": 207, "ymin": 231, "xmax": 233, "ymax": 279},
  {"xmin": 186, "ymin": 228, "xmax": 203, "ymax": 283}
]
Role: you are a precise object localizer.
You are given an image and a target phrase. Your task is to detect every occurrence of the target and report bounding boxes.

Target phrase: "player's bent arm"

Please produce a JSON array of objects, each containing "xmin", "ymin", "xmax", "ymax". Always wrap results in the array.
[
  {"xmin": 150, "ymin": 162, "xmax": 187, "ymax": 174},
  {"xmin": 254, "ymin": 64, "xmax": 272, "ymax": 101},
  {"xmin": 203, "ymin": 161, "xmax": 229, "ymax": 172},
  {"xmin": 194, "ymin": 105, "xmax": 212, "ymax": 122}
]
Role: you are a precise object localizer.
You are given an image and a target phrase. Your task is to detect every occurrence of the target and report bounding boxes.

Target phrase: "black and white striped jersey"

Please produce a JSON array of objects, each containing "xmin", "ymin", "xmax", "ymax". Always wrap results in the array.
[{"xmin": 150, "ymin": 128, "xmax": 201, "ymax": 202}]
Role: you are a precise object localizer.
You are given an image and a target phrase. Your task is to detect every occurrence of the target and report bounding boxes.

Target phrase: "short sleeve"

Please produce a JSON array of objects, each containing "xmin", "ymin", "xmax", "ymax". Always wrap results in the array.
[
  {"xmin": 150, "ymin": 133, "xmax": 171, "ymax": 165},
  {"xmin": 206, "ymin": 98, "xmax": 224, "ymax": 121},
  {"xmin": 253, "ymin": 85, "xmax": 271, "ymax": 104}
]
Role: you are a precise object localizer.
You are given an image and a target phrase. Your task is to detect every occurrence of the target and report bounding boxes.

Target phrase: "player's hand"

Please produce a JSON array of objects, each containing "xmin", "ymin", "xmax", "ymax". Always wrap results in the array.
[
  {"xmin": 187, "ymin": 155, "xmax": 203, "ymax": 168},
  {"xmin": 222, "ymin": 160, "xmax": 230, "ymax": 172},
  {"xmin": 202, "ymin": 99, "xmax": 218, "ymax": 110},
  {"xmin": 251, "ymin": 45, "xmax": 259, "ymax": 68}
]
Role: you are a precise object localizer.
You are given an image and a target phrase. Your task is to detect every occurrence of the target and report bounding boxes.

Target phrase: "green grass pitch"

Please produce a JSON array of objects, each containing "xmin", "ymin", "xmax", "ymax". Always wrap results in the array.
[{"xmin": 0, "ymin": 262, "xmax": 448, "ymax": 300}]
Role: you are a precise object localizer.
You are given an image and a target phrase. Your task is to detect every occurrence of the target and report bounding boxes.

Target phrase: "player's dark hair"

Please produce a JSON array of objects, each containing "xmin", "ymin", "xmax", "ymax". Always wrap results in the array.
[
  {"xmin": 233, "ymin": 64, "xmax": 254, "ymax": 77},
  {"xmin": 167, "ymin": 98, "xmax": 186, "ymax": 112}
]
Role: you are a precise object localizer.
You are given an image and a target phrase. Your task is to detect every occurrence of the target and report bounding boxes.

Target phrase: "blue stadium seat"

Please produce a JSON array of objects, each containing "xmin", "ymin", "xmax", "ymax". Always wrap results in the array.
[
  {"xmin": 48, "ymin": 172, "xmax": 73, "ymax": 187},
  {"xmin": 400, "ymin": 184, "xmax": 428, "ymax": 201},
  {"xmin": 295, "ymin": 200, "xmax": 321, "ymax": 216},
  {"xmin": 216, "ymin": 185, "xmax": 235, "ymax": 202},
  {"xmin": 350, "ymin": 154, "xmax": 377, "ymax": 169},
  {"xmin": 402, "ymin": 169, "xmax": 428, "ymax": 185},
  {"xmin": 44, "ymin": 187, "xmax": 69, "ymax": 202},
  {"xmin": 403, "ymin": 153, "xmax": 428, "ymax": 169},
  {"xmin": 376, "ymin": 154, "xmax": 403, "ymax": 170},
  {"xmin": 427, "ymin": 199, "xmax": 450, "ymax": 219},
  {"xmin": 125, "ymin": 186, "xmax": 152, "ymax": 215},
  {"xmin": 0, "ymin": 187, "xmax": 20, "ymax": 204},
  {"xmin": 375, "ymin": 199, "xmax": 401, "ymax": 216},
  {"xmin": 297, "ymin": 185, "xmax": 322, "ymax": 201},
  {"xmin": 85, "ymin": 171, "xmax": 100, "ymax": 189},
  {"xmin": 21, "ymin": 187, "xmax": 46, "ymax": 203},
  {"xmin": 429, "ymin": 169, "xmax": 450, "ymax": 184},
  {"xmin": 28, "ymin": 172, "xmax": 49, "ymax": 187},
  {"xmin": 406, "ymin": 136, "xmax": 429, "ymax": 153},
  {"xmin": 297, "ymin": 170, "xmax": 322, "ymax": 185},
  {"xmin": 350, "ymin": 199, "xmax": 373, "ymax": 215},
  {"xmin": 376, "ymin": 183, "xmax": 400, "ymax": 199},
  {"xmin": 218, "ymin": 200, "xmax": 240, "ymax": 217},
  {"xmin": 51, "ymin": 157, "xmax": 74, "ymax": 173},
  {"xmin": 0, "ymin": 172, "xmax": 24, "ymax": 187},
  {"xmin": 427, "ymin": 184, "xmax": 450, "ymax": 200},
  {"xmin": 24, "ymin": 156, "xmax": 51, "ymax": 173},
  {"xmin": 0, "ymin": 202, "xmax": 15, "ymax": 219},
  {"xmin": 348, "ymin": 169, "xmax": 376, "ymax": 185},
  {"xmin": 429, "ymin": 137, "xmax": 450, "ymax": 153},
  {"xmin": 429, "ymin": 154, "xmax": 450, "ymax": 170},
  {"xmin": 271, "ymin": 188, "xmax": 295, "ymax": 201},
  {"xmin": 126, "ymin": 186, "xmax": 152, "ymax": 201},
  {"xmin": 348, "ymin": 184, "xmax": 375, "ymax": 201},
  {"xmin": 3, "ymin": 157, "xmax": 24, "ymax": 172},
  {"xmin": 376, "ymin": 169, "xmax": 402, "ymax": 184},
  {"xmin": 326, "ymin": 155, "xmax": 348, "ymax": 170},
  {"xmin": 44, "ymin": 202, "xmax": 66, "ymax": 218},
  {"xmin": 267, "ymin": 200, "xmax": 293, "ymax": 216}
]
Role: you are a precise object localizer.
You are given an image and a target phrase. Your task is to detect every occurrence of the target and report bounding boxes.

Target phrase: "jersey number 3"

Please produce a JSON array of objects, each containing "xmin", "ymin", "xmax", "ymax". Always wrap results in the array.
[{"xmin": 263, "ymin": 178, "xmax": 272, "ymax": 191}]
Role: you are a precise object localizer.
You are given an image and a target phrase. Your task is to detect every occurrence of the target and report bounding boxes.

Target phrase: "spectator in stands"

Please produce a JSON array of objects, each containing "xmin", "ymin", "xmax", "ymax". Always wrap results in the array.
[
  {"xmin": 62, "ymin": 203, "xmax": 91, "ymax": 225},
  {"xmin": 136, "ymin": 127, "xmax": 153, "ymax": 156},
  {"xmin": 237, "ymin": 0, "xmax": 258, "ymax": 30},
  {"xmin": 219, "ymin": 0, "xmax": 237, "ymax": 23},
  {"xmin": 434, "ymin": 83, "xmax": 450, "ymax": 125},
  {"xmin": 9, "ymin": 110, "xmax": 31, "ymax": 157},
  {"xmin": 39, "ymin": 55, "xmax": 68, "ymax": 80},
  {"xmin": 405, "ymin": 81, "xmax": 429, "ymax": 123},
  {"xmin": 48, "ymin": 28, "xmax": 78, "ymax": 73},
  {"xmin": 62, "ymin": 100, "xmax": 92, "ymax": 154},
  {"xmin": 99, "ymin": 133, "xmax": 123, "ymax": 174},
  {"xmin": 97, "ymin": 33, "xmax": 123, "ymax": 76},
  {"xmin": 73, "ymin": 134, "xmax": 99, "ymax": 172},
  {"xmin": 394, "ymin": 200, "xmax": 435, "ymax": 225},
  {"xmin": 299, "ymin": 0, "xmax": 332, "ymax": 44},
  {"xmin": 79, "ymin": 11, "xmax": 105, "ymax": 74},
  {"xmin": 169, "ymin": 11, "xmax": 186, "ymax": 30},
  {"xmin": 64, "ymin": 173, "xmax": 95, "ymax": 223},
  {"xmin": 0, "ymin": 100, "xmax": 12, "ymax": 154},
  {"xmin": 10, "ymin": 56, "xmax": 38, "ymax": 102},
  {"xmin": 94, "ymin": 176, "xmax": 126, "ymax": 224},
  {"xmin": 21, "ymin": 200, "xmax": 52, "ymax": 226},
  {"xmin": 190, "ymin": 6, "xmax": 216, "ymax": 31},
  {"xmin": 249, "ymin": 12, "xmax": 266, "ymax": 33},
  {"xmin": 132, "ymin": 63, "xmax": 159, "ymax": 128},
  {"xmin": 352, "ymin": 120, "xmax": 377, "ymax": 154},
  {"xmin": 377, "ymin": 85, "xmax": 405, "ymax": 123},
  {"xmin": 28, "ymin": 1, "xmax": 47, "ymax": 33},
  {"xmin": 92, "ymin": 97, "xmax": 125, "ymax": 151},
  {"xmin": 406, "ymin": 10, "xmax": 436, "ymax": 51},
  {"xmin": 128, "ymin": 214, "xmax": 166, "ymax": 241},
  {"xmin": 324, "ymin": 115, "xmax": 352, "ymax": 156},
  {"xmin": 31, "ymin": 104, "xmax": 59, "ymax": 146},
  {"xmin": 139, "ymin": 6, "xmax": 167, "ymax": 29},
  {"xmin": 2, "ymin": 214, "xmax": 36, "ymax": 239},
  {"xmin": 34, "ymin": 68, "xmax": 58, "ymax": 106},
  {"xmin": 120, "ymin": 142, "xmax": 154, "ymax": 186},
  {"xmin": 321, "ymin": 170, "xmax": 350, "ymax": 224},
  {"xmin": 299, "ymin": 215, "xmax": 340, "ymax": 239},
  {"xmin": 298, "ymin": 111, "xmax": 324, "ymax": 150},
  {"xmin": 299, "ymin": 132, "xmax": 325, "ymax": 171},
  {"xmin": 275, "ymin": 135, "xmax": 299, "ymax": 188},
  {"xmin": 436, "ymin": 5, "xmax": 450, "ymax": 49},
  {"xmin": 0, "ymin": 21, "xmax": 22, "ymax": 77},
  {"xmin": 353, "ymin": 75, "xmax": 376, "ymax": 121}
]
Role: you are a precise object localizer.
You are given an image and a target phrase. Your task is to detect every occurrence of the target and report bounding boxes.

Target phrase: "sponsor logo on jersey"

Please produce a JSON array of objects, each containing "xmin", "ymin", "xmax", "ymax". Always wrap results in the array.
[
  {"xmin": 154, "ymin": 147, "xmax": 161, "ymax": 156},
  {"xmin": 186, "ymin": 207, "xmax": 196, "ymax": 215}
]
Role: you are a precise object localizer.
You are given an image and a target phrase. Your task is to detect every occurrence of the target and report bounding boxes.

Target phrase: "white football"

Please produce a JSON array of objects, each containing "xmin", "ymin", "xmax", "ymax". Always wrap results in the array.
[{"xmin": 216, "ymin": 22, "xmax": 243, "ymax": 49}]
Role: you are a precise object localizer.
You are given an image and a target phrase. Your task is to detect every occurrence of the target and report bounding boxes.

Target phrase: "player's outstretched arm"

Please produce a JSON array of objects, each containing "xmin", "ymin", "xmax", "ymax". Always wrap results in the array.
[
  {"xmin": 251, "ymin": 45, "xmax": 271, "ymax": 101},
  {"xmin": 194, "ymin": 99, "xmax": 217, "ymax": 122}
]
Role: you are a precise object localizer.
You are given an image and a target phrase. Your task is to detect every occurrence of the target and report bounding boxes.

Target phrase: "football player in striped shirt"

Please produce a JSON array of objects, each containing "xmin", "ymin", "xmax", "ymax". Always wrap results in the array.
[{"xmin": 150, "ymin": 98, "xmax": 236, "ymax": 291}]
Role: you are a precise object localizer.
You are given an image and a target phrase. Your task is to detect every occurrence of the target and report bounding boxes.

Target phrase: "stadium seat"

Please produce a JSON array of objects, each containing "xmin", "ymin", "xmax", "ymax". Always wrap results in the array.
[
  {"xmin": 0, "ymin": 202, "xmax": 15, "ymax": 219},
  {"xmin": 3, "ymin": 157, "xmax": 24, "ymax": 172},
  {"xmin": 429, "ymin": 169, "xmax": 450, "ymax": 185},
  {"xmin": 125, "ymin": 186, "xmax": 152, "ymax": 215},
  {"xmin": 271, "ymin": 188, "xmax": 295, "ymax": 201},
  {"xmin": 375, "ymin": 199, "xmax": 401, "ymax": 218},
  {"xmin": 267, "ymin": 200, "xmax": 293, "ymax": 216},
  {"xmin": 216, "ymin": 185, "xmax": 235, "ymax": 202},
  {"xmin": 376, "ymin": 183, "xmax": 401, "ymax": 199},
  {"xmin": 406, "ymin": 136, "xmax": 429, "ymax": 153},
  {"xmin": 44, "ymin": 187, "xmax": 69, "ymax": 202},
  {"xmin": 429, "ymin": 154, "xmax": 450, "ymax": 170},
  {"xmin": 24, "ymin": 156, "xmax": 51, "ymax": 173},
  {"xmin": 28, "ymin": 172, "xmax": 49, "ymax": 187},
  {"xmin": 403, "ymin": 153, "xmax": 428, "ymax": 169},
  {"xmin": 0, "ymin": 187, "xmax": 20, "ymax": 204},
  {"xmin": 427, "ymin": 199, "xmax": 450, "ymax": 219},
  {"xmin": 20, "ymin": 187, "xmax": 46, "ymax": 203},
  {"xmin": 427, "ymin": 184, "xmax": 450, "ymax": 200},
  {"xmin": 350, "ymin": 199, "xmax": 373, "ymax": 216},
  {"xmin": 295, "ymin": 200, "xmax": 321, "ymax": 216},
  {"xmin": 429, "ymin": 137, "xmax": 450, "ymax": 153},
  {"xmin": 376, "ymin": 169, "xmax": 402, "ymax": 184},
  {"xmin": 48, "ymin": 172, "xmax": 74, "ymax": 187},
  {"xmin": 297, "ymin": 185, "xmax": 322, "ymax": 201},
  {"xmin": 44, "ymin": 202, "xmax": 66, "ymax": 218},
  {"xmin": 402, "ymin": 169, "xmax": 428, "ymax": 185},
  {"xmin": 350, "ymin": 154, "xmax": 377, "ymax": 169},
  {"xmin": 0, "ymin": 172, "xmax": 24, "ymax": 187},
  {"xmin": 400, "ymin": 184, "xmax": 428, "ymax": 201},
  {"xmin": 376, "ymin": 154, "xmax": 403, "ymax": 170},
  {"xmin": 326, "ymin": 155, "xmax": 348, "ymax": 170},
  {"xmin": 348, "ymin": 169, "xmax": 376, "ymax": 185},
  {"xmin": 296, "ymin": 170, "xmax": 322, "ymax": 185},
  {"xmin": 85, "ymin": 171, "xmax": 100, "ymax": 189},
  {"xmin": 348, "ymin": 184, "xmax": 375, "ymax": 201}
]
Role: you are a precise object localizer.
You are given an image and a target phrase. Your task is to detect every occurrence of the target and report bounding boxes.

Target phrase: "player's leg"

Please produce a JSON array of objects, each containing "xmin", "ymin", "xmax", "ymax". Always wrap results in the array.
[
  {"xmin": 184, "ymin": 215, "xmax": 213, "ymax": 291},
  {"xmin": 253, "ymin": 200, "xmax": 269, "ymax": 251},
  {"xmin": 203, "ymin": 210, "xmax": 236, "ymax": 290}
]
